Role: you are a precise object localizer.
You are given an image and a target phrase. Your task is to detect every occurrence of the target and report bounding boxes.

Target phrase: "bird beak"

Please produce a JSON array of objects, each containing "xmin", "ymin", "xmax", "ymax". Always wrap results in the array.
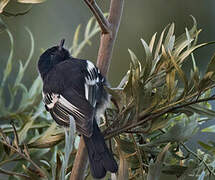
[{"xmin": 59, "ymin": 39, "xmax": 65, "ymax": 51}]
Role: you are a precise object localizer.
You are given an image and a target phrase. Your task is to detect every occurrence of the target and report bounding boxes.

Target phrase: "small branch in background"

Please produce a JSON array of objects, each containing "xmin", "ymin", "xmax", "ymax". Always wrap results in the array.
[
  {"xmin": 0, "ymin": 139, "xmax": 47, "ymax": 178},
  {"xmin": 96, "ymin": 0, "xmax": 124, "ymax": 76},
  {"xmin": 180, "ymin": 143, "xmax": 215, "ymax": 176},
  {"xmin": 105, "ymin": 95, "xmax": 215, "ymax": 139},
  {"xmin": 84, "ymin": 0, "xmax": 110, "ymax": 34},
  {"xmin": 0, "ymin": 167, "xmax": 30, "ymax": 179},
  {"xmin": 70, "ymin": 0, "xmax": 124, "ymax": 179}
]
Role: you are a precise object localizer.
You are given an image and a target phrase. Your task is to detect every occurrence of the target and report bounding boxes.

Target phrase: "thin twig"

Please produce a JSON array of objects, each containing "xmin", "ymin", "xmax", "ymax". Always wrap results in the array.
[
  {"xmin": 105, "ymin": 95, "xmax": 215, "ymax": 139},
  {"xmin": 180, "ymin": 143, "xmax": 215, "ymax": 176},
  {"xmin": 0, "ymin": 167, "xmax": 30, "ymax": 179},
  {"xmin": 105, "ymin": 84, "xmax": 215, "ymax": 135},
  {"xmin": 84, "ymin": 0, "xmax": 110, "ymax": 34},
  {"xmin": 0, "ymin": 139, "xmax": 47, "ymax": 178},
  {"xmin": 0, "ymin": 156, "xmax": 22, "ymax": 167}
]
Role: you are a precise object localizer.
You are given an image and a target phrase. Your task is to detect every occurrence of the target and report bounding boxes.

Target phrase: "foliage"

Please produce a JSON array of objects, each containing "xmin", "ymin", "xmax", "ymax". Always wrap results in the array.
[
  {"xmin": 0, "ymin": 0, "xmax": 43, "ymax": 17},
  {"xmin": 103, "ymin": 16, "xmax": 215, "ymax": 179},
  {"xmin": 1, "ymin": 15, "xmax": 215, "ymax": 180}
]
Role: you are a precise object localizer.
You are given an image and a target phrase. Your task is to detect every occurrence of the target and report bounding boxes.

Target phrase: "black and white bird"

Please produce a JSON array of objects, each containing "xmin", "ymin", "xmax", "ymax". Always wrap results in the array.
[{"xmin": 37, "ymin": 39, "xmax": 118, "ymax": 179}]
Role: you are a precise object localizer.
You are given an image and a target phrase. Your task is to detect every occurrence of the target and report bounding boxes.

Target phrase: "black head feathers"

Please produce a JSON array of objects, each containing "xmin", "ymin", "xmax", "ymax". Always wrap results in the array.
[{"xmin": 38, "ymin": 39, "xmax": 70, "ymax": 80}]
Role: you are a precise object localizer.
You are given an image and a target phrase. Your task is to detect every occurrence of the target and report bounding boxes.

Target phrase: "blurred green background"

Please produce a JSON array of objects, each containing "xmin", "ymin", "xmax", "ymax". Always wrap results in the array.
[
  {"xmin": 1, "ymin": 1, "xmax": 215, "ymax": 179},
  {"xmin": 1, "ymin": 0, "xmax": 215, "ymax": 87}
]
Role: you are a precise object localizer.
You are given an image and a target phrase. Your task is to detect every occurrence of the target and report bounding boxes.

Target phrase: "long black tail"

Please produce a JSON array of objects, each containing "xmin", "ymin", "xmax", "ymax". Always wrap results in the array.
[{"xmin": 83, "ymin": 120, "xmax": 118, "ymax": 179}]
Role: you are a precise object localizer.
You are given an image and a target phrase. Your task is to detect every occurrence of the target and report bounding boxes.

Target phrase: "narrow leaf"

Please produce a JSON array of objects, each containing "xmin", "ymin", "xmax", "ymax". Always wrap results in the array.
[
  {"xmin": 164, "ymin": 23, "xmax": 175, "ymax": 49},
  {"xmin": 118, "ymin": 150, "xmax": 129, "ymax": 180},
  {"xmin": 149, "ymin": 32, "xmax": 157, "ymax": 53},
  {"xmin": 141, "ymin": 38, "xmax": 152, "ymax": 82},
  {"xmin": 17, "ymin": 0, "xmax": 46, "ymax": 3},
  {"xmin": 1, "ymin": 29, "xmax": 14, "ymax": 87},
  {"xmin": 154, "ymin": 24, "xmax": 169, "ymax": 59},
  {"xmin": 202, "ymin": 125, "xmax": 215, "ymax": 133},
  {"xmin": 0, "ymin": 0, "xmax": 9, "ymax": 13}
]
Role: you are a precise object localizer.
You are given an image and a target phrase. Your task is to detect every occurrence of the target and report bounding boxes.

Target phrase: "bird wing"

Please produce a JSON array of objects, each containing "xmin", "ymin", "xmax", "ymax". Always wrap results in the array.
[{"xmin": 43, "ymin": 89, "xmax": 94, "ymax": 137}]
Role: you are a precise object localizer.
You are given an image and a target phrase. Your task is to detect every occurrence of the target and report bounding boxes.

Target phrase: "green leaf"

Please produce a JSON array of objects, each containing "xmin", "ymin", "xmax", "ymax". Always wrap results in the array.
[
  {"xmin": 71, "ymin": 16, "xmax": 100, "ymax": 57},
  {"xmin": 105, "ymin": 87, "xmax": 126, "ymax": 112},
  {"xmin": 118, "ymin": 149, "xmax": 129, "ymax": 180},
  {"xmin": 28, "ymin": 124, "xmax": 64, "ymax": 148},
  {"xmin": 197, "ymin": 171, "xmax": 206, "ymax": 180},
  {"xmin": 18, "ymin": 117, "xmax": 34, "ymax": 144},
  {"xmin": 17, "ymin": 0, "xmax": 46, "ymax": 3},
  {"xmin": 186, "ymin": 104, "xmax": 215, "ymax": 119},
  {"xmin": 23, "ymin": 27, "xmax": 35, "ymax": 71},
  {"xmin": 0, "ymin": 0, "xmax": 10, "ymax": 13},
  {"xmin": 1, "ymin": 28, "xmax": 14, "ymax": 87},
  {"xmin": 149, "ymin": 32, "xmax": 157, "ymax": 53},
  {"xmin": 169, "ymin": 50, "xmax": 188, "ymax": 97},
  {"xmin": 204, "ymin": 52, "xmax": 215, "ymax": 81},
  {"xmin": 128, "ymin": 48, "xmax": 140, "ymax": 70},
  {"xmin": 71, "ymin": 24, "xmax": 81, "ymax": 54},
  {"xmin": 178, "ymin": 43, "xmax": 207, "ymax": 64},
  {"xmin": 162, "ymin": 165, "xmax": 187, "ymax": 176},
  {"xmin": 22, "ymin": 164, "xmax": 41, "ymax": 180},
  {"xmin": 19, "ymin": 76, "xmax": 42, "ymax": 111},
  {"xmin": 141, "ymin": 39, "xmax": 152, "ymax": 82},
  {"xmin": 55, "ymin": 153, "xmax": 62, "ymax": 180},
  {"xmin": 173, "ymin": 38, "xmax": 193, "ymax": 57},
  {"xmin": 166, "ymin": 69, "xmax": 176, "ymax": 101},
  {"xmin": 198, "ymin": 141, "xmax": 215, "ymax": 154},
  {"xmin": 164, "ymin": 23, "xmax": 175, "ymax": 51},
  {"xmin": 175, "ymin": 15, "xmax": 198, "ymax": 50},
  {"xmin": 117, "ymin": 138, "xmax": 136, "ymax": 154},
  {"xmin": 142, "ymin": 118, "xmax": 198, "ymax": 146},
  {"xmin": 202, "ymin": 125, "xmax": 215, "ymax": 133},
  {"xmin": 85, "ymin": 17, "xmax": 93, "ymax": 41},
  {"xmin": 154, "ymin": 24, "xmax": 169, "ymax": 59}
]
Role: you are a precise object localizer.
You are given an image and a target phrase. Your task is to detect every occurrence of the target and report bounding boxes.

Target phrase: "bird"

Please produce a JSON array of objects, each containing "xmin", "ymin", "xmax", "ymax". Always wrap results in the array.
[{"xmin": 37, "ymin": 39, "xmax": 118, "ymax": 179}]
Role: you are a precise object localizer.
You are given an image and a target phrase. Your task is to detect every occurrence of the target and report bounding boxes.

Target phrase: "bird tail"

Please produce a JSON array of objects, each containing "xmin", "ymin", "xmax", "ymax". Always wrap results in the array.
[{"xmin": 83, "ymin": 120, "xmax": 118, "ymax": 179}]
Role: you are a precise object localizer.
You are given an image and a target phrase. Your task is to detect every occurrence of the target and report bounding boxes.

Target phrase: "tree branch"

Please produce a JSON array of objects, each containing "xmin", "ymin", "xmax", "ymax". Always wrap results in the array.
[
  {"xmin": 84, "ymin": 0, "xmax": 110, "ymax": 34},
  {"xmin": 180, "ymin": 143, "xmax": 215, "ymax": 176},
  {"xmin": 70, "ymin": 0, "xmax": 124, "ymax": 179},
  {"xmin": 96, "ymin": 0, "xmax": 124, "ymax": 76},
  {"xmin": 105, "ymin": 95, "xmax": 215, "ymax": 140},
  {"xmin": 0, "ymin": 167, "xmax": 30, "ymax": 179}
]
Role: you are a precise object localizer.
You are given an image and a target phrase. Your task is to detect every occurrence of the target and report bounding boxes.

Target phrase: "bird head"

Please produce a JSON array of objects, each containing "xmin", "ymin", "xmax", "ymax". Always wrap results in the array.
[
  {"xmin": 38, "ymin": 39, "xmax": 70, "ymax": 79},
  {"xmin": 43, "ymin": 39, "xmax": 70, "ymax": 65}
]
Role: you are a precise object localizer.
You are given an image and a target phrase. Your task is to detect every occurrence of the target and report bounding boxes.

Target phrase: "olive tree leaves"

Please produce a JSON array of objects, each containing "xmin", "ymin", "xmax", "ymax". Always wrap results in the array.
[{"xmin": 105, "ymin": 16, "xmax": 215, "ymax": 179}]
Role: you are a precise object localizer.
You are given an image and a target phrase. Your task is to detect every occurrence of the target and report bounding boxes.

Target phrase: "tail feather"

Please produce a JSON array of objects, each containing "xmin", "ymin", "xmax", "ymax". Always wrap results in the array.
[{"xmin": 83, "ymin": 120, "xmax": 118, "ymax": 179}]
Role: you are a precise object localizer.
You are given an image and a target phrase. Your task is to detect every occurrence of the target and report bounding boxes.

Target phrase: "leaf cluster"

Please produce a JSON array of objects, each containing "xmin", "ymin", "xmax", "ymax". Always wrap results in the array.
[{"xmin": 103, "ymin": 16, "xmax": 215, "ymax": 179}]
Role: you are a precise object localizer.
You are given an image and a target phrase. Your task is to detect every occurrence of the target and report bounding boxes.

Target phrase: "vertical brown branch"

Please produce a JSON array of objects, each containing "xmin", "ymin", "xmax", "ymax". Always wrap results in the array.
[
  {"xmin": 70, "ymin": 0, "xmax": 124, "ymax": 179},
  {"xmin": 96, "ymin": 0, "xmax": 124, "ymax": 76}
]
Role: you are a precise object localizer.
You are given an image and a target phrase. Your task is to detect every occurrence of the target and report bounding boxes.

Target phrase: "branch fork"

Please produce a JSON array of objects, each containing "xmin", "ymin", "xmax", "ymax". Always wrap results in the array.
[{"xmin": 84, "ymin": 0, "xmax": 110, "ymax": 34}]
